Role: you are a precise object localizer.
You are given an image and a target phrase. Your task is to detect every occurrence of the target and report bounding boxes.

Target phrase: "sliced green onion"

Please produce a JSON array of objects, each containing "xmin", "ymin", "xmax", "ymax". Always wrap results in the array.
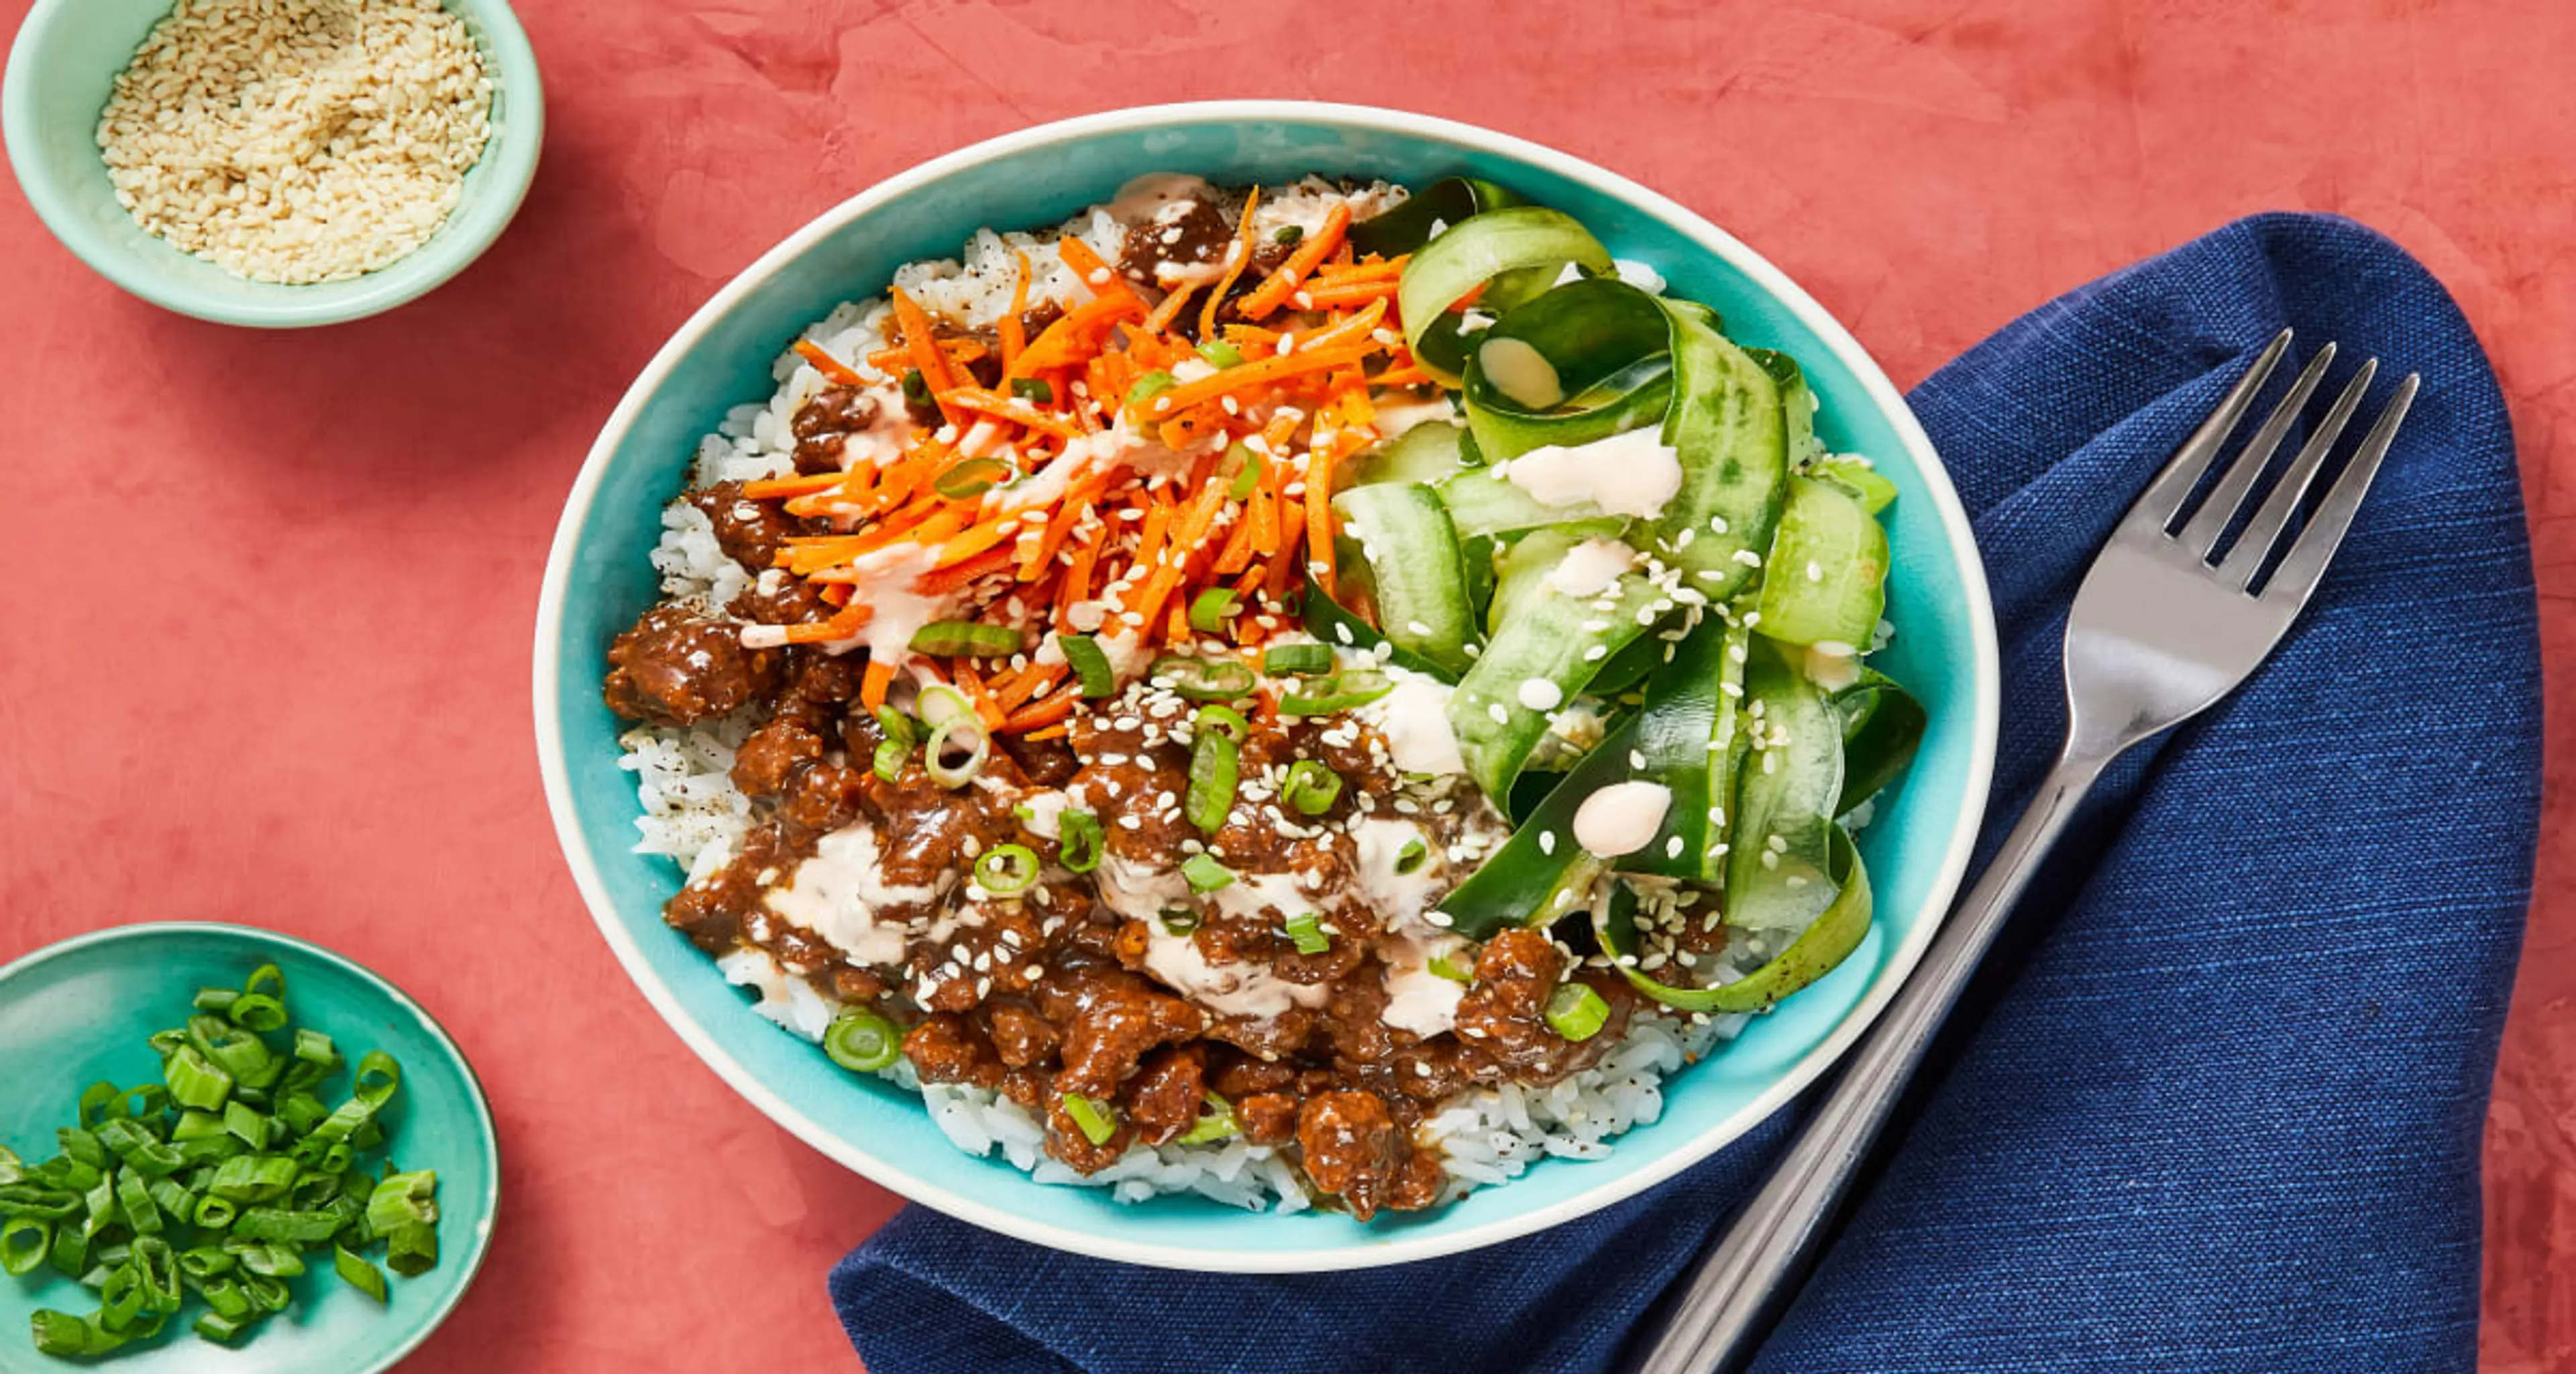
[
  {"xmin": 194, "ymin": 1310, "xmax": 255, "ymax": 1342},
  {"xmin": 1057, "ymin": 811, "xmax": 1104, "ymax": 874},
  {"xmin": 1282, "ymin": 759, "xmax": 1342, "ymax": 815},
  {"xmin": 1189, "ymin": 588, "xmax": 1240, "ymax": 635},
  {"xmin": 1176, "ymin": 1093, "xmax": 1238, "ymax": 1145},
  {"xmin": 1, "ymin": 1218, "xmax": 47, "ymax": 1276},
  {"xmin": 1009, "ymin": 376, "xmax": 1054, "ymax": 404},
  {"xmin": 875, "ymin": 706, "xmax": 920, "ymax": 749},
  {"xmin": 1428, "ymin": 954, "xmax": 1474, "ymax": 984},
  {"xmin": 386, "ymin": 1221, "xmax": 437, "ymax": 1279},
  {"xmin": 909, "ymin": 620, "xmax": 1022, "ymax": 657},
  {"xmin": 1197, "ymin": 339, "xmax": 1246, "ymax": 368},
  {"xmin": 1261, "ymin": 643, "xmax": 1332, "ymax": 676},
  {"xmin": 1061, "ymin": 1093, "xmax": 1118, "ymax": 1147},
  {"xmin": 1279, "ymin": 670, "xmax": 1393, "ymax": 715},
  {"xmin": 1158, "ymin": 908, "xmax": 1201, "ymax": 935},
  {"xmin": 933, "ymin": 457, "xmax": 1012, "ymax": 500},
  {"xmin": 164, "ymin": 1047, "xmax": 232, "ymax": 1113},
  {"xmin": 1273, "ymin": 224, "xmax": 1303, "ymax": 246},
  {"xmin": 973, "ymin": 844, "xmax": 1041, "ymax": 896},
  {"xmin": 924, "ymin": 717, "xmax": 989, "ymax": 789},
  {"xmin": 1544, "ymin": 983, "xmax": 1611, "ymax": 1042},
  {"xmin": 824, "ymin": 1011, "xmax": 902, "ymax": 1073},
  {"xmin": 916, "ymin": 683, "xmax": 975, "ymax": 727},
  {"xmin": 1223, "ymin": 442, "xmax": 1265, "ymax": 500},
  {"xmin": 334, "ymin": 1245, "xmax": 387, "ymax": 1303},
  {"xmin": 1186, "ymin": 725, "xmax": 1239, "ymax": 834},
  {"xmin": 901, "ymin": 368, "xmax": 934, "ymax": 409},
  {"xmin": 1283, "ymin": 912, "xmax": 1332, "ymax": 956},
  {"xmin": 291, "ymin": 1029, "xmax": 337, "ymax": 1067},
  {"xmin": 1181, "ymin": 853, "xmax": 1236, "ymax": 893},
  {"xmin": 227, "ymin": 994, "xmax": 288, "ymax": 1033},
  {"xmin": 1124, "ymin": 370, "xmax": 1177, "ymax": 415},
  {"xmin": 873, "ymin": 737, "xmax": 910, "ymax": 784},
  {"xmin": 1058, "ymin": 633, "xmax": 1116, "ymax": 697},
  {"xmin": 1193, "ymin": 703, "xmax": 1248, "ymax": 740},
  {"xmin": 1148, "ymin": 654, "xmax": 1256, "ymax": 702},
  {"xmin": 1396, "ymin": 838, "xmax": 1430, "ymax": 874}
]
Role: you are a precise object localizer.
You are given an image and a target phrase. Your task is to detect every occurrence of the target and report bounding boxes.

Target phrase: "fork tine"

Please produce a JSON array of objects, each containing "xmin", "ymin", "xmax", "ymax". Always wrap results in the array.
[
  {"xmin": 2257, "ymin": 373, "xmax": 2419, "ymax": 606},
  {"xmin": 2219, "ymin": 357, "xmax": 2377, "ymax": 588},
  {"xmin": 2175, "ymin": 342, "xmax": 2337, "ymax": 558},
  {"xmin": 2124, "ymin": 328, "xmax": 2293, "ymax": 533}
]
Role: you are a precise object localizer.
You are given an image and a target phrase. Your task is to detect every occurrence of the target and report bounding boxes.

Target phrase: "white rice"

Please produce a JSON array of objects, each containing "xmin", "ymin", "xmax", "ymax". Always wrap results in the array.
[{"xmin": 620, "ymin": 174, "xmax": 1758, "ymax": 1212}]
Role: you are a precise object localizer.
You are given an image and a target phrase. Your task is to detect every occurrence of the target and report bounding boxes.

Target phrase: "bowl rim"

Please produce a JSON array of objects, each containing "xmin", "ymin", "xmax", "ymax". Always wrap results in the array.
[
  {"xmin": 0, "ymin": 919, "xmax": 502, "ymax": 1369},
  {"xmin": 531, "ymin": 99, "xmax": 2000, "ymax": 1272},
  {"xmin": 0, "ymin": 0, "xmax": 545, "ymax": 329}
]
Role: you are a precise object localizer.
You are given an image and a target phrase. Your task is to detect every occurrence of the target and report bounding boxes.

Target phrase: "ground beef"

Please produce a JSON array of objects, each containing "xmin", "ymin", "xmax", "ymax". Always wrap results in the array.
[
  {"xmin": 1038, "ymin": 963, "xmax": 1208, "ymax": 1100},
  {"xmin": 731, "ymin": 716, "xmax": 825, "ymax": 800},
  {"xmin": 602, "ymin": 604, "xmax": 777, "ymax": 727},
  {"xmin": 661, "ymin": 824, "xmax": 802, "ymax": 953},
  {"xmin": 1454, "ymin": 929, "xmax": 1631, "ymax": 1080},
  {"xmin": 1119, "ymin": 199, "xmax": 1234, "ymax": 288},
  {"xmin": 688, "ymin": 481, "xmax": 804, "ymax": 573},
  {"xmin": 789, "ymin": 385, "xmax": 879, "ymax": 476},
  {"xmin": 1124, "ymin": 1043, "xmax": 1208, "ymax": 1146},
  {"xmin": 1236, "ymin": 1091, "xmax": 1299, "ymax": 1145},
  {"xmin": 731, "ymin": 570, "xmax": 833, "ymax": 626},
  {"xmin": 985, "ymin": 1000, "xmax": 1057, "ymax": 1068},
  {"xmin": 1296, "ymin": 1090, "xmax": 1407, "ymax": 1220},
  {"xmin": 904, "ymin": 1012, "xmax": 1002, "ymax": 1089}
]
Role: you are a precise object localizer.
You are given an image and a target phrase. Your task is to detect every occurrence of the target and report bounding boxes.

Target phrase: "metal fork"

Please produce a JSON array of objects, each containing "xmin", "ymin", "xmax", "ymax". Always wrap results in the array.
[{"xmin": 1619, "ymin": 329, "xmax": 2420, "ymax": 1374}]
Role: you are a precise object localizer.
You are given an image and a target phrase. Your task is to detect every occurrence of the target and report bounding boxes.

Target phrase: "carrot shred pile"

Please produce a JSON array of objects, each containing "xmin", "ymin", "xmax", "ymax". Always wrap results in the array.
[{"xmin": 757, "ymin": 189, "xmax": 1431, "ymax": 731}]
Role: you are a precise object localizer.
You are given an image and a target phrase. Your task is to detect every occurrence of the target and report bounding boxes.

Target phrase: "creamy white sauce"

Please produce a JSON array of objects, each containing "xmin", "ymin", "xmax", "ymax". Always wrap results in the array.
[
  {"xmin": 1350, "ymin": 817, "xmax": 1442, "ymax": 925},
  {"xmin": 1573, "ymin": 781, "xmax": 1673, "ymax": 857},
  {"xmin": 1016, "ymin": 789, "xmax": 1072, "ymax": 841},
  {"xmin": 763, "ymin": 821, "xmax": 940, "ymax": 966},
  {"xmin": 1208, "ymin": 869, "xmax": 1322, "ymax": 925},
  {"xmin": 1142, "ymin": 926, "xmax": 1332, "ymax": 1022},
  {"xmin": 1093, "ymin": 853, "xmax": 1193, "ymax": 926},
  {"xmin": 1381, "ymin": 933, "xmax": 1463, "ymax": 1041},
  {"xmin": 1612, "ymin": 258, "xmax": 1668, "ymax": 296},
  {"xmin": 1546, "ymin": 537, "xmax": 1640, "ymax": 598},
  {"xmin": 1360, "ymin": 670, "xmax": 1466, "ymax": 776},
  {"xmin": 1371, "ymin": 394, "xmax": 1458, "ymax": 440},
  {"xmin": 1504, "ymin": 428, "xmax": 1685, "ymax": 520}
]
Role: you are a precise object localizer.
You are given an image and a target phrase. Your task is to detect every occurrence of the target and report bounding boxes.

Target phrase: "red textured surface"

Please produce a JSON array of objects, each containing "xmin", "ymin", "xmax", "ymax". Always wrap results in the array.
[{"xmin": 0, "ymin": 1, "xmax": 2567, "ymax": 1369}]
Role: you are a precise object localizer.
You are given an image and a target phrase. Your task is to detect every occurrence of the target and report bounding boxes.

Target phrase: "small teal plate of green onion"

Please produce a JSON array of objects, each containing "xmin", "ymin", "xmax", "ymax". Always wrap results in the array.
[{"xmin": 0, "ymin": 923, "xmax": 497, "ymax": 1370}]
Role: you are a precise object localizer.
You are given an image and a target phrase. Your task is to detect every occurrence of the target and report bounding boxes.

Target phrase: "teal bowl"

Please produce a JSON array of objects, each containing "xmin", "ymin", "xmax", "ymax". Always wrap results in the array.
[
  {"xmin": 1, "ymin": 0, "xmax": 542, "ymax": 327},
  {"xmin": 0, "ymin": 922, "xmax": 500, "ymax": 1369},
  {"xmin": 533, "ymin": 103, "xmax": 2000, "ymax": 1271}
]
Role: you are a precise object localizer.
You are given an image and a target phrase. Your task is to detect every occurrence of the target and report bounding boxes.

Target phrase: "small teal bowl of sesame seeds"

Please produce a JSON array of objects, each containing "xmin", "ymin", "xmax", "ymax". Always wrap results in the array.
[{"xmin": 2, "ymin": 0, "xmax": 543, "ymax": 328}]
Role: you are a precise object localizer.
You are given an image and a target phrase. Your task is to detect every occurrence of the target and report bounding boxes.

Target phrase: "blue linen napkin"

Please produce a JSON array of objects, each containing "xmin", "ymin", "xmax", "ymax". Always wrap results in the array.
[{"xmin": 828, "ymin": 212, "xmax": 2539, "ymax": 1374}]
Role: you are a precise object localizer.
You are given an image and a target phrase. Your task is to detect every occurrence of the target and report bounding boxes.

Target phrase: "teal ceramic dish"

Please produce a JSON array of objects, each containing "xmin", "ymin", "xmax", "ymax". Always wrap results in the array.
[
  {"xmin": 1, "ymin": 0, "xmax": 542, "ymax": 328},
  {"xmin": 533, "ymin": 102, "xmax": 1999, "ymax": 1272},
  {"xmin": 0, "ymin": 922, "xmax": 499, "ymax": 1369}
]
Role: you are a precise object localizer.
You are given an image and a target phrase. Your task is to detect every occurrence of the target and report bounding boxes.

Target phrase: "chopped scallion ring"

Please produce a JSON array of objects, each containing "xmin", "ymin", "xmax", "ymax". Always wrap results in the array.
[
  {"xmin": 1186, "ymin": 724, "xmax": 1239, "ymax": 833},
  {"xmin": 1283, "ymin": 911, "xmax": 1331, "ymax": 955},
  {"xmin": 1279, "ymin": 670, "xmax": 1395, "ymax": 715},
  {"xmin": 973, "ymin": 844, "xmax": 1041, "ymax": 896},
  {"xmin": 1196, "ymin": 339, "xmax": 1246, "ymax": 369},
  {"xmin": 824, "ymin": 1011, "xmax": 903, "ymax": 1073},
  {"xmin": 1008, "ymin": 376, "xmax": 1054, "ymax": 404},
  {"xmin": 1181, "ymin": 853, "xmax": 1236, "ymax": 893},
  {"xmin": 1057, "ymin": 633, "xmax": 1117, "ymax": 697},
  {"xmin": 1061, "ymin": 1093, "xmax": 1119, "ymax": 1147},
  {"xmin": 1158, "ymin": 908, "xmax": 1201, "ymax": 935},
  {"xmin": 1188, "ymin": 588, "xmax": 1240, "ymax": 635},
  {"xmin": 900, "ymin": 368, "xmax": 934, "ymax": 409},
  {"xmin": 924, "ymin": 718, "xmax": 989, "ymax": 788},
  {"xmin": 1193, "ymin": 703, "xmax": 1248, "ymax": 741},
  {"xmin": 1544, "ymin": 983, "xmax": 1611, "ymax": 1042},
  {"xmin": 872, "ymin": 737, "xmax": 910, "ymax": 784},
  {"xmin": 1395, "ymin": 839, "xmax": 1429, "ymax": 874},
  {"xmin": 1124, "ymin": 370, "xmax": 1177, "ymax": 416},
  {"xmin": 909, "ymin": 620, "xmax": 1022, "ymax": 657},
  {"xmin": 1223, "ymin": 442, "xmax": 1266, "ymax": 500},
  {"xmin": 1148, "ymin": 654, "xmax": 1256, "ymax": 702},
  {"xmin": 1282, "ymin": 760, "xmax": 1343, "ymax": 816},
  {"xmin": 1176, "ymin": 1092, "xmax": 1238, "ymax": 1145},
  {"xmin": 932, "ymin": 457, "xmax": 1012, "ymax": 500},
  {"xmin": 1057, "ymin": 810, "xmax": 1104, "ymax": 874},
  {"xmin": 1260, "ymin": 643, "xmax": 1333, "ymax": 676},
  {"xmin": 1427, "ymin": 954, "xmax": 1474, "ymax": 984}
]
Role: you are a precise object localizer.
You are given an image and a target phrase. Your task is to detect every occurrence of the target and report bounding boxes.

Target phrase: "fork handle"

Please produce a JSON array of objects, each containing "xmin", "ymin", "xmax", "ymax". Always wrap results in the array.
[{"xmin": 1619, "ymin": 743, "xmax": 2115, "ymax": 1374}]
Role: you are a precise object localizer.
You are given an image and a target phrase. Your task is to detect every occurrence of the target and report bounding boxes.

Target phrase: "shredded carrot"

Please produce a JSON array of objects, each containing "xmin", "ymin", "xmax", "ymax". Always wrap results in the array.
[
  {"xmin": 938, "ymin": 387, "xmax": 1081, "ymax": 439},
  {"xmin": 793, "ymin": 339, "xmax": 871, "ymax": 388},
  {"xmin": 779, "ymin": 602, "xmax": 875, "ymax": 645},
  {"xmin": 1140, "ymin": 341, "xmax": 1378, "ymax": 421},
  {"xmin": 863, "ymin": 337, "xmax": 985, "ymax": 374},
  {"xmin": 997, "ymin": 662, "xmax": 1067, "ymax": 713},
  {"xmin": 1056, "ymin": 237, "xmax": 1134, "ymax": 304},
  {"xmin": 1141, "ymin": 278, "xmax": 1202, "ymax": 336},
  {"xmin": 1198, "ymin": 185, "xmax": 1261, "ymax": 343},
  {"xmin": 1000, "ymin": 250, "xmax": 1031, "ymax": 370},
  {"xmin": 744, "ymin": 471, "xmax": 851, "ymax": 500},
  {"xmin": 1236, "ymin": 203, "xmax": 1352, "ymax": 319},
  {"xmin": 889, "ymin": 289, "xmax": 959, "ymax": 426},
  {"xmin": 1303, "ymin": 443, "xmax": 1335, "ymax": 596},
  {"xmin": 999, "ymin": 684, "xmax": 1081, "ymax": 734},
  {"xmin": 953, "ymin": 660, "xmax": 1007, "ymax": 730},
  {"xmin": 1023, "ymin": 723, "xmax": 1071, "ymax": 742},
  {"xmin": 1010, "ymin": 292, "xmax": 1146, "ymax": 378},
  {"xmin": 1371, "ymin": 364, "xmax": 1433, "ymax": 389},
  {"xmin": 1304, "ymin": 277, "xmax": 1401, "ymax": 309},
  {"xmin": 1295, "ymin": 297, "xmax": 1391, "ymax": 355},
  {"xmin": 924, "ymin": 543, "xmax": 1020, "ymax": 591},
  {"xmin": 861, "ymin": 659, "xmax": 896, "ymax": 710}
]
